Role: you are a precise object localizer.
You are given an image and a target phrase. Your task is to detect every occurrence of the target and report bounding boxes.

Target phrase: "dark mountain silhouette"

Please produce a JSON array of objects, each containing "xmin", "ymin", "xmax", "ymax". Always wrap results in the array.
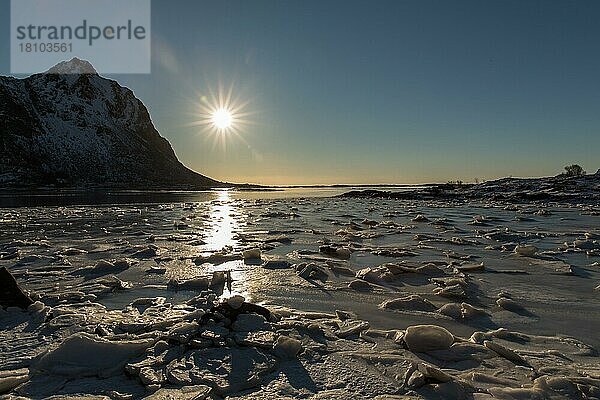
[{"xmin": 0, "ymin": 58, "xmax": 223, "ymax": 188}]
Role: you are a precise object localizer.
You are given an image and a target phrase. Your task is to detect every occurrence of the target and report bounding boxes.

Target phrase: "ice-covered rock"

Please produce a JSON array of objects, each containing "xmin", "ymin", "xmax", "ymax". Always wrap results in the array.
[
  {"xmin": 319, "ymin": 245, "xmax": 351, "ymax": 260},
  {"xmin": 403, "ymin": 325, "xmax": 455, "ymax": 353},
  {"xmin": 142, "ymin": 385, "xmax": 211, "ymax": 400},
  {"xmin": 380, "ymin": 295, "xmax": 436, "ymax": 312},
  {"xmin": 433, "ymin": 283, "xmax": 467, "ymax": 299},
  {"xmin": 514, "ymin": 244, "xmax": 538, "ymax": 257},
  {"xmin": 232, "ymin": 313, "xmax": 268, "ymax": 332},
  {"xmin": 34, "ymin": 333, "xmax": 156, "ymax": 377},
  {"xmin": 131, "ymin": 246, "xmax": 158, "ymax": 259},
  {"xmin": 226, "ymin": 294, "xmax": 245, "ymax": 310},
  {"xmin": 243, "ymin": 248, "xmax": 261, "ymax": 260},
  {"xmin": 272, "ymin": 335, "xmax": 302, "ymax": 359},
  {"xmin": 412, "ymin": 214, "xmax": 429, "ymax": 222},
  {"xmin": 167, "ymin": 321, "xmax": 199, "ymax": 343},
  {"xmin": 348, "ymin": 279, "xmax": 373, "ymax": 291},
  {"xmin": 496, "ymin": 297, "xmax": 528, "ymax": 314},
  {"xmin": 437, "ymin": 302, "xmax": 486, "ymax": 320},
  {"xmin": 262, "ymin": 259, "xmax": 292, "ymax": 269},
  {"xmin": 336, "ymin": 319, "xmax": 370, "ymax": 338},
  {"xmin": 0, "ymin": 368, "xmax": 29, "ymax": 394},
  {"xmin": 484, "ymin": 340, "xmax": 526, "ymax": 365},
  {"xmin": 297, "ymin": 263, "xmax": 328, "ymax": 281},
  {"xmin": 335, "ymin": 247, "xmax": 352, "ymax": 259}
]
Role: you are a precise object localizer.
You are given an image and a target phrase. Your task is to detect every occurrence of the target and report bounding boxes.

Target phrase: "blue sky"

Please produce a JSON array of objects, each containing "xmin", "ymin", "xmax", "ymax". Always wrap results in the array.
[{"xmin": 1, "ymin": 0, "xmax": 599, "ymax": 184}]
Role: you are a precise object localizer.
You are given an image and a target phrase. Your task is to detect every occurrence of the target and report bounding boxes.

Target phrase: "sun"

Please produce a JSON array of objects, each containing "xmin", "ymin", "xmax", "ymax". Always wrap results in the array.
[
  {"xmin": 186, "ymin": 81, "xmax": 255, "ymax": 152},
  {"xmin": 211, "ymin": 108, "xmax": 233, "ymax": 130}
]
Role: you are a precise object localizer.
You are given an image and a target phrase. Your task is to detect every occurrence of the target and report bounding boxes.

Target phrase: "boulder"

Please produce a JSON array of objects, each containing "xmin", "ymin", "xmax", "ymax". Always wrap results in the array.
[
  {"xmin": 404, "ymin": 325, "xmax": 454, "ymax": 353},
  {"xmin": 0, "ymin": 267, "xmax": 33, "ymax": 309}
]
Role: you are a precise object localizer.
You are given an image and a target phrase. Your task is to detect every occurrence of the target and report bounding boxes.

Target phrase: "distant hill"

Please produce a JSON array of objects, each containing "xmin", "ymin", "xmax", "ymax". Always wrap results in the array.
[
  {"xmin": 0, "ymin": 58, "xmax": 223, "ymax": 189},
  {"xmin": 341, "ymin": 171, "xmax": 600, "ymax": 203}
]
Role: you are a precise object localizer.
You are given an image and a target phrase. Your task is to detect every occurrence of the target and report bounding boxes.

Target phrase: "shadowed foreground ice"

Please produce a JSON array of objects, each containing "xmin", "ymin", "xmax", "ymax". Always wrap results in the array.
[{"xmin": 1, "ymin": 188, "xmax": 599, "ymax": 399}]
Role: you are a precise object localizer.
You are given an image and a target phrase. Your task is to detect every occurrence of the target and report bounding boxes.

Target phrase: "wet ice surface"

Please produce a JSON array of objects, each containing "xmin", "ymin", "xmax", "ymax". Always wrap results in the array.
[{"xmin": 1, "ymin": 189, "xmax": 600, "ymax": 399}]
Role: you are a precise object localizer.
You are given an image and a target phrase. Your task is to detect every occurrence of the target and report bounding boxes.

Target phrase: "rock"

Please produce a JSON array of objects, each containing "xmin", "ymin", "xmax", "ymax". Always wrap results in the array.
[
  {"xmin": 232, "ymin": 313, "xmax": 268, "ymax": 331},
  {"xmin": 496, "ymin": 297, "xmax": 527, "ymax": 313},
  {"xmin": 131, "ymin": 247, "xmax": 158, "ymax": 259},
  {"xmin": 98, "ymin": 275, "xmax": 132, "ymax": 290},
  {"xmin": 514, "ymin": 245, "xmax": 538, "ymax": 257},
  {"xmin": 0, "ymin": 368, "xmax": 30, "ymax": 394},
  {"xmin": 62, "ymin": 247, "xmax": 87, "ymax": 256},
  {"xmin": 273, "ymin": 335, "xmax": 302, "ymax": 359},
  {"xmin": 297, "ymin": 263, "xmax": 328, "ymax": 281},
  {"xmin": 433, "ymin": 284, "xmax": 467, "ymax": 299},
  {"xmin": 319, "ymin": 245, "xmax": 351, "ymax": 259},
  {"xmin": 437, "ymin": 302, "xmax": 486, "ymax": 320},
  {"xmin": 263, "ymin": 260, "xmax": 292, "ymax": 269},
  {"xmin": 226, "ymin": 295, "xmax": 245, "ymax": 310},
  {"xmin": 412, "ymin": 214, "xmax": 429, "ymax": 222},
  {"xmin": 78, "ymin": 259, "xmax": 130, "ymax": 277},
  {"xmin": 336, "ymin": 319, "xmax": 370, "ymax": 338},
  {"xmin": 0, "ymin": 267, "xmax": 33, "ymax": 309},
  {"xmin": 209, "ymin": 271, "xmax": 225, "ymax": 291},
  {"xmin": 355, "ymin": 267, "xmax": 387, "ymax": 284},
  {"xmin": 484, "ymin": 340, "xmax": 526, "ymax": 365},
  {"xmin": 426, "ymin": 342, "xmax": 493, "ymax": 362},
  {"xmin": 573, "ymin": 239, "xmax": 597, "ymax": 250},
  {"xmin": 27, "ymin": 300, "xmax": 45, "ymax": 313},
  {"xmin": 167, "ymin": 322, "xmax": 199, "ymax": 343},
  {"xmin": 455, "ymin": 262, "xmax": 485, "ymax": 272},
  {"xmin": 335, "ymin": 247, "xmax": 352, "ymax": 260},
  {"xmin": 243, "ymin": 248, "xmax": 261, "ymax": 260},
  {"xmin": 139, "ymin": 367, "xmax": 166, "ymax": 386},
  {"xmin": 417, "ymin": 362, "xmax": 453, "ymax": 382},
  {"xmin": 404, "ymin": 325, "xmax": 455, "ymax": 353},
  {"xmin": 142, "ymin": 385, "xmax": 212, "ymax": 400},
  {"xmin": 233, "ymin": 331, "xmax": 277, "ymax": 348},
  {"xmin": 34, "ymin": 332, "xmax": 156, "ymax": 377},
  {"xmin": 348, "ymin": 279, "xmax": 373, "ymax": 291},
  {"xmin": 380, "ymin": 295, "xmax": 437, "ymax": 312}
]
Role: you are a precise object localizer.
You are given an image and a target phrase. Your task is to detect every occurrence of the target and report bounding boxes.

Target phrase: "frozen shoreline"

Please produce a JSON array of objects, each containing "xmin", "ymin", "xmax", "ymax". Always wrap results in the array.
[{"xmin": 1, "ymin": 190, "xmax": 599, "ymax": 399}]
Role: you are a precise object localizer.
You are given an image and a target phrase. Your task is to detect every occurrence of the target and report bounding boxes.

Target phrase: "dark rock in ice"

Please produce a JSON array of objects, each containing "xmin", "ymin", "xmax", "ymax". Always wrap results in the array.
[
  {"xmin": 319, "ymin": 245, "xmax": 351, "ymax": 260},
  {"xmin": 131, "ymin": 246, "xmax": 158, "ymax": 259},
  {"xmin": 348, "ymin": 279, "xmax": 373, "ymax": 291},
  {"xmin": 201, "ymin": 300, "xmax": 272, "ymax": 326},
  {"xmin": 0, "ymin": 266, "xmax": 33, "ymax": 309},
  {"xmin": 263, "ymin": 259, "xmax": 292, "ymax": 269}
]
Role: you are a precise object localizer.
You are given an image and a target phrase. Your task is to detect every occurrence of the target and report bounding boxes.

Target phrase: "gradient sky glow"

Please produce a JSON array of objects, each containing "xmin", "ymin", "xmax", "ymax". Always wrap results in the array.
[{"xmin": 1, "ymin": 0, "xmax": 599, "ymax": 184}]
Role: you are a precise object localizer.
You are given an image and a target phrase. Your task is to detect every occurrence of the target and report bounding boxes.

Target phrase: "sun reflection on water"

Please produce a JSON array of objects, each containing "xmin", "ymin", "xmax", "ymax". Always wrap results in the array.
[
  {"xmin": 204, "ymin": 190, "xmax": 238, "ymax": 252},
  {"xmin": 201, "ymin": 190, "xmax": 253, "ymax": 300}
]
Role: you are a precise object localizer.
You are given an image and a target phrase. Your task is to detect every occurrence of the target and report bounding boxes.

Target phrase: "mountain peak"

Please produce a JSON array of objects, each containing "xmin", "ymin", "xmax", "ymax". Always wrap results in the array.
[{"xmin": 45, "ymin": 58, "xmax": 98, "ymax": 75}]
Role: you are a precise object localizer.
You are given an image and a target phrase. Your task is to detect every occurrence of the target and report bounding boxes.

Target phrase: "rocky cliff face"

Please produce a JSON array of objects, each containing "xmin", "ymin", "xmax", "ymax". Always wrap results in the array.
[{"xmin": 0, "ymin": 58, "xmax": 221, "ymax": 188}]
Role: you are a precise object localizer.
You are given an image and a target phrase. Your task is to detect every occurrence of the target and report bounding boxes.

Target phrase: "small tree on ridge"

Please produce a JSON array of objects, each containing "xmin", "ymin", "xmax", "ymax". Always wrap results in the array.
[{"xmin": 563, "ymin": 164, "xmax": 586, "ymax": 177}]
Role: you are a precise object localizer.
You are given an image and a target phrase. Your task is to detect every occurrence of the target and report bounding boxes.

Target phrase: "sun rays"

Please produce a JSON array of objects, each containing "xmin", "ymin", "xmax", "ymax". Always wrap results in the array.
[{"xmin": 184, "ymin": 81, "xmax": 255, "ymax": 153}]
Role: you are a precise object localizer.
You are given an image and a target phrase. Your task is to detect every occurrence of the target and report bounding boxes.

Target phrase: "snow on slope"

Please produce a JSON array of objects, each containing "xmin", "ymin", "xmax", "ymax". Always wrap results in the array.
[{"xmin": 0, "ymin": 58, "xmax": 221, "ymax": 188}]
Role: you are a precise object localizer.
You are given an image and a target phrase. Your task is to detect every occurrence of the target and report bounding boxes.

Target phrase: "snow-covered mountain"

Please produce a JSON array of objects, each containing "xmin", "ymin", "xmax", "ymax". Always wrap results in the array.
[{"xmin": 0, "ymin": 58, "xmax": 221, "ymax": 188}]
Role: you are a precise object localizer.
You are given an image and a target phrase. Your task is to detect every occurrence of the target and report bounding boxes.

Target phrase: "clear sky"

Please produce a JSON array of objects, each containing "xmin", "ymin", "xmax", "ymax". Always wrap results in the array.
[{"xmin": 1, "ymin": 0, "xmax": 599, "ymax": 184}]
